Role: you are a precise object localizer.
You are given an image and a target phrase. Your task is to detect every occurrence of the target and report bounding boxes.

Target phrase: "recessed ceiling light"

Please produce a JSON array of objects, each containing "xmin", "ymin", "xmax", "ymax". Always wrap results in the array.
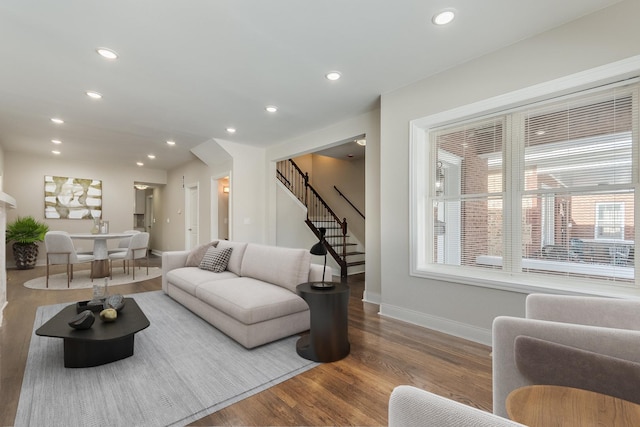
[
  {"xmin": 326, "ymin": 71, "xmax": 341, "ymax": 81},
  {"xmin": 535, "ymin": 130, "xmax": 546, "ymax": 136},
  {"xmin": 51, "ymin": 139, "xmax": 62, "ymax": 144},
  {"xmin": 51, "ymin": 118, "xmax": 64, "ymax": 124},
  {"xmin": 432, "ymin": 10, "xmax": 455, "ymax": 25},
  {"xmin": 226, "ymin": 127, "xmax": 236, "ymax": 134},
  {"xmin": 265, "ymin": 105, "xmax": 278, "ymax": 113},
  {"xmin": 356, "ymin": 139, "xmax": 366, "ymax": 146},
  {"xmin": 51, "ymin": 150, "xmax": 61, "ymax": 155},
  {"xmin": 86, "ymin": 91, "xmax": 103, "ymax": 99},
  {"xmin": 96, "ymin": 47, "xmax": 118, "ymax": 60},
  {"xmin": 166, "ymin": 140, "xmax": 176, "ymax": 146},
  {"xmin": 136, "ymin": 162, "xmax": 144, "ymax": 166},
  {"xmin": 147, "ymin": 154, "xmax": 156, "ymax": 159}
]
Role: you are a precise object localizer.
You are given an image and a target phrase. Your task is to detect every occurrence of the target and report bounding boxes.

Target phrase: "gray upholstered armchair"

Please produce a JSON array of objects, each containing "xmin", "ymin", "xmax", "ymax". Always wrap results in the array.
[
  {"xmin": 389, "ymin": 385, "xmax": 524, "ymax": 426},
  {"xmin": 492, "ymin": 293, "xmax": 640, "ymax": 417},
  {"xmin": 389, "ymin": 294, "xmax": 640, "ymax": 426}
]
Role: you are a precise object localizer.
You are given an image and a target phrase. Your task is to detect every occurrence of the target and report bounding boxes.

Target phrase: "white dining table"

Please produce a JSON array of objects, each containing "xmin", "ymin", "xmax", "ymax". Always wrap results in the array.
[{"xmin": 69, "ymin": 233, "xmax": 134, "ymax": 278}]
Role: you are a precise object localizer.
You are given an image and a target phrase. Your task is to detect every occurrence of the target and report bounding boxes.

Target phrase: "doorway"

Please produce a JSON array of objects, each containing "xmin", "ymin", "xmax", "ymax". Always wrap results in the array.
[
  {"xmin": 133, "ymin": 184, "xmax": 152, "ymax": 233},
  {"xmin": 185, "ymin": 183, "xmax": 199, "ymax": 250},
  {"xmin": 145, "ymin": 194, "xmax": 154, "ymax": 234},
  {"xmin": 211, "ymin": 173, "xmax": 231, "ymax": 241}
]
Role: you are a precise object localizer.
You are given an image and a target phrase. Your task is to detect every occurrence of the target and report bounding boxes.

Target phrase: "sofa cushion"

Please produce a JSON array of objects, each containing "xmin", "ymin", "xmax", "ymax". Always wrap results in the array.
[
  {"xmin": 185, "ymin": 240, "xmax": 219, "ymax": 267},
  {"xmin": 199, "ymin": 246, "xmax": 233, "ymax": 273},
  {"xmin": 240, "ymin": 244, "xmax": 311, "ymax": 293},
  {"xmin": 216, "ymin": 241, "xmax": 248, "ymax": 276},
  {"xmin": 166, "ymin": 267, "xmax": 238, "ymax": 296},
  {"xmin": 195, "ymin": 277, "xmax": 309, "ymax": 325}
]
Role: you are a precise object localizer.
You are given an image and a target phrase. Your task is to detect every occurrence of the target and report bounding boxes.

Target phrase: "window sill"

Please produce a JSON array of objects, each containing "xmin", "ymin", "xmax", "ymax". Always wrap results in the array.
[
  {"xmin": 476, "ymin": 255, "xmax": 633, "ymax": 280},
  {"xmin": 411, "ymin": 265, "xmax": 640, "ymax": 299}
]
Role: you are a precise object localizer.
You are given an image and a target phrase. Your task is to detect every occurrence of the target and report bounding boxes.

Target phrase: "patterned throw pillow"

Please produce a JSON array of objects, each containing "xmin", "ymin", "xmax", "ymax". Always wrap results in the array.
[
  {"xmin": 185, "ymin": 241, "xmax": 219, "ymax": 267},
  {"xmin": 199, "ymin": 247, "xmax": 233, "ymax": 273}
]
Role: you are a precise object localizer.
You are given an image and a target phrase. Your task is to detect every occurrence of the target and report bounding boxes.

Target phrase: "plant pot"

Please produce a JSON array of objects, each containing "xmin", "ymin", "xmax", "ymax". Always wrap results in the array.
[{"xmin": 13, "ymin": 242, "xmax": 39, "ymax": 270}]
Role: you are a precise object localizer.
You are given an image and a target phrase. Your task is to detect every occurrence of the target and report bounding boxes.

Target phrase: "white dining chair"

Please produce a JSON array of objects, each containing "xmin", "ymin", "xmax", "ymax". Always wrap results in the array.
[
  {"xmin": 109, "ymin": 232, "xmax": 149, "ymax": 280},
  {"xmin": 107, "ymin": 230, "xmax": 141, "ymax": 254},
  {"xmin": 44, "ymin": 231, "xmax": 95, "ymax": 288}
]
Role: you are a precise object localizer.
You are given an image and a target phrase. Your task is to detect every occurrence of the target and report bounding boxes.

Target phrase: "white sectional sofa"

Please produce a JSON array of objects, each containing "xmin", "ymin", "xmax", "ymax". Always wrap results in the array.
[{"xmin": 162, "ymin": 240, "xmax": 331, "ymax": 348}]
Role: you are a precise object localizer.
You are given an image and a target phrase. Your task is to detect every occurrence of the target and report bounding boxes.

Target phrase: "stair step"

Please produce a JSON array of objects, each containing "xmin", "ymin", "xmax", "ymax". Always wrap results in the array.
[
  {"xmin": 332, "ymin": 242, "xmax": 357, "ymax": 247},
  {"xmin": 347, "ymin": 260, "xmax": 365, "ymax": 267},
  {"xmin": 345, "ymin": 251, "xmax": 365, "ymax": 256}
]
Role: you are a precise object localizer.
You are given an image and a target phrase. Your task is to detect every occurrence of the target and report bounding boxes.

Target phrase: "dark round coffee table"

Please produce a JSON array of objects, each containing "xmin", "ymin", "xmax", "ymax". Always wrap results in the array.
[
  {"xmin": 296, "ymin": 282, "xmax": 350, "ymax": 363},
  {"xmin": 36, "ymin": 298, "xmax": 150, "ymax": 368}
]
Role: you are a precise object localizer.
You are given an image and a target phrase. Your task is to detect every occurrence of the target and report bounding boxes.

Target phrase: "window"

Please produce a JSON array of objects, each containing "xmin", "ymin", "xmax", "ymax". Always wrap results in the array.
[
  {"xmin": 411, "ymin": 75, "xmax": 640, "ymax": 293},
  {"xmin": 595, "ymin": 203, "xmax": 625, "ymax": 240}
]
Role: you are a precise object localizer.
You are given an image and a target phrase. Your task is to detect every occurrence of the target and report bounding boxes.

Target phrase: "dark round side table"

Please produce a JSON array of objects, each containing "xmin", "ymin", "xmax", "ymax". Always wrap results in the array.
[{"xmin": 296, "ymin": 282, "xmax": 350, "ymax": 363}]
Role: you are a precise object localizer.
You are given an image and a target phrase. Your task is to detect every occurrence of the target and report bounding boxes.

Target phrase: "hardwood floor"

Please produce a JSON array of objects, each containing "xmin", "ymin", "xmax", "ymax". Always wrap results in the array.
[{"xmin": 0, "ymin": 261, "xmax": 493, "ymax": 426}]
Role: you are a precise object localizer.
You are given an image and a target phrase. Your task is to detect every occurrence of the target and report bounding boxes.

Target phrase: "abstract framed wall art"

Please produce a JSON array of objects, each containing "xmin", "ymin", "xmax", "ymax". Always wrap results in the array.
[{"xmin": 44, "ymin": 175, "xmax": 102, "ymax": 219}]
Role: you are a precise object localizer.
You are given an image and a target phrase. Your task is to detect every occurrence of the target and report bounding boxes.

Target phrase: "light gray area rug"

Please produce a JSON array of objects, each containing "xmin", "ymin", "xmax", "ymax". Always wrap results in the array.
[
  {"xmin": 15, "ymin": 291, "xmax": 318, "ymax": 427},
  {"xmin": 23, "ymin": 267, "xmax": 162, "ymax": 290}
]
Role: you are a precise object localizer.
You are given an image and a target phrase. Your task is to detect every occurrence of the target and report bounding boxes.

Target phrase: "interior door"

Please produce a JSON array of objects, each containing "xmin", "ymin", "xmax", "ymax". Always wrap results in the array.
[
  {"xmin": 186, "ymin": 184, "xmax": 199, "ymax": 249},
  {"xmin": 145, "ymin": 194, "xmax": 154, "ymax": 236}
]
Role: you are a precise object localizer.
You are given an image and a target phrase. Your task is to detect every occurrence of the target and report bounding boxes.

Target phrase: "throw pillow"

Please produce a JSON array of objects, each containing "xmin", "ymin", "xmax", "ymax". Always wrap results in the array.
[
  {"xmin": 199, "ymin": 246, "xmax": 233, "ymax": 273},
  {"xmin": 185, "ymin": 241, "xmax": 219, "ymax": 267}
]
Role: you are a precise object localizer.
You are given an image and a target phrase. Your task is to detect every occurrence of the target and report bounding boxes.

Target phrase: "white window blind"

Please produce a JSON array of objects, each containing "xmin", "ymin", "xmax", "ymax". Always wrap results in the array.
[
  {"xmin": 519, "ymin": 86, "xmax": 635, "ymax": 282},
  {"xmin": 432, "ymin": 118, "xmax": 505, "ymax": 267},
  {"xmin": 426, "ymin": 81, "xmax": 638, "ymax": 287}
]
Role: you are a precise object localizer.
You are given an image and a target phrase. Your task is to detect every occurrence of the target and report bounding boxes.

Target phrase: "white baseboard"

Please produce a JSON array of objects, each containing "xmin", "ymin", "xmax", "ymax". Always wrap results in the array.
[
  {"xmin": 347, "ymin": 265, "xmax": 365, "ymax": 275},
  {"xmin": 379, "ymin": 303, "xmax": 492, "ymax": 346},
  {"xmin": 362, "ymin": 290, "xmax": 381, "ymax": 305}
]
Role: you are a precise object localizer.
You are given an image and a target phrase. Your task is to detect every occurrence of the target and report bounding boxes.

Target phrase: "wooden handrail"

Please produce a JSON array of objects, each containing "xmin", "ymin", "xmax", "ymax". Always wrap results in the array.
[
  {"xmin": 276, "ymin": 170, "xmax": 291, "ymax": 188},
  {"xmin": 277, "ymin": 159, "xmax": 350, "ymax": 277},
  {"xmin": 288, "ymin": 159, "xmax": 306, "ymax": 178},
  {"xmin": 334, "ymin": 186, "xmax": 365, "ymax": 219}
]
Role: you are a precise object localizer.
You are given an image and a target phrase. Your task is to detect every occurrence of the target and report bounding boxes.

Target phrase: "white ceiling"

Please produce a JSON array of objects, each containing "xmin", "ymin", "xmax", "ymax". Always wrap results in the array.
[{"xmin": 0, "ymin": 0, "xmax": 622, "ymax": 170}]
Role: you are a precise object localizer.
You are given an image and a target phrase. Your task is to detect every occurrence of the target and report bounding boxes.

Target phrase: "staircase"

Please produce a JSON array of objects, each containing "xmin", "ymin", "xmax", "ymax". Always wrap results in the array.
[{"xmin": 276, "ymin": 159, "xmax": 365, "ymax": 278}]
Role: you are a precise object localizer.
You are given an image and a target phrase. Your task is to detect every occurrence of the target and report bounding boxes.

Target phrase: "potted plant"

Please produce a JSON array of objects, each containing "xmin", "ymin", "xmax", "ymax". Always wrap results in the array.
[{"xmin": 6, "ymin": 216, "xmax": 49, "ymax": 269}]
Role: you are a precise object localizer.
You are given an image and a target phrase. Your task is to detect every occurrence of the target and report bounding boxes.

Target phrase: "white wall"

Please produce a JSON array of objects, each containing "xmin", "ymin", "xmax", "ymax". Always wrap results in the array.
[
  {"xmin": 379, "ymin": 0, "xmax": 640, "ymax": 344},
  {"xmin": 216, "ymin": 139, "xmax": 267, "ymax": 243},
  {"xmin": 3, "ymin": 151, "xmax": 166, "ymax": 264}
]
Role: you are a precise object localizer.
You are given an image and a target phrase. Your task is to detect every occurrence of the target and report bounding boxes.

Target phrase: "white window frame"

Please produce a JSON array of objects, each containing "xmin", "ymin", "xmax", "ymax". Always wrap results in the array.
[{"xmin": 409, "ymin": 55, "xmax": 640, "ymax": 298}]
